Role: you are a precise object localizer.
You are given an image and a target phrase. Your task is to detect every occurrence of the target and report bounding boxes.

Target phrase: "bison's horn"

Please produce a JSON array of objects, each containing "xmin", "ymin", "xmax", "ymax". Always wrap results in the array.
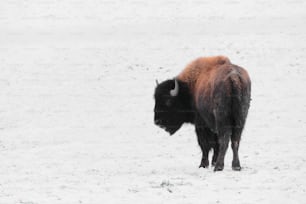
[
  {"xmin": 170, "ymin": 79, "xmax": 179, "ymax": 96},
  {"xmin": 155, "ymin": 79, "xmax": 159, "ymax": 86}
]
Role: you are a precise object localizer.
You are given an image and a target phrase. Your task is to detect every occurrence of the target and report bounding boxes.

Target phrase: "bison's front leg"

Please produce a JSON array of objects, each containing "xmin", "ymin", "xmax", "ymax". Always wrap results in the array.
[
  {"xmin": 196, "ymin": 127, "xmax": 210, "ymax": 168},
  {"xmin": 214, "ymin": 128, "xmax": 231, "ymax": 171},
  {"xmin": 212, "ymin": 144, "xmax": 219, "ymax": 166},
  {"xmin": 199, "ymin": 153, "xmax": 209, "ymax": 168}
]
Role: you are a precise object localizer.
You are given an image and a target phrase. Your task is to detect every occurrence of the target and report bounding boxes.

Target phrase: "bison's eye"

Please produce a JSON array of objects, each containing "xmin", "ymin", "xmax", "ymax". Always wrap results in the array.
[{"xmin": 165, "ymin": 99, "xmax": 172, "ymax": 107}]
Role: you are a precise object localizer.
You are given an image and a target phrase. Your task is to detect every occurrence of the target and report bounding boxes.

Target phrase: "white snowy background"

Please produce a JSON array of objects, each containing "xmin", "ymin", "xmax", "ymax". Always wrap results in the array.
[{"xmin": 1, "ymin": 0, "xmax": 306, "ymax": 203}]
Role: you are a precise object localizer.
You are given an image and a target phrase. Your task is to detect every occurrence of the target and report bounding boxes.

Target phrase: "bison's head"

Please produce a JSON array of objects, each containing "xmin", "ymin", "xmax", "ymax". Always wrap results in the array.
[{"xmin": 154, "ymin": 79, "xmax": 194, "ymax": 135}]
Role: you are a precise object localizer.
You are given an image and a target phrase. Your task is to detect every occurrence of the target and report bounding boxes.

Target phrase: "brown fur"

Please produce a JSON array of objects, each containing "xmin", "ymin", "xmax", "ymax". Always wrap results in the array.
[{"xmin": 177, "ymin": 56, "xmax": 250, "ymax": 109}]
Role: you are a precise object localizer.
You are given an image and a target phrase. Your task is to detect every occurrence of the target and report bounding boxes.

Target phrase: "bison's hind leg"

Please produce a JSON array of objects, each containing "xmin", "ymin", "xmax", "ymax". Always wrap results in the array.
[
  {"xmin": 214, "ymin": 127, "xmax": 231, "ymax": 171},
  {"xmin": 231, "ymin": 127, "xmax": 243, "ymax": 171},
  {"xmin": 211, "ymin": 139, "xmax": 219, "ymax": 166}
]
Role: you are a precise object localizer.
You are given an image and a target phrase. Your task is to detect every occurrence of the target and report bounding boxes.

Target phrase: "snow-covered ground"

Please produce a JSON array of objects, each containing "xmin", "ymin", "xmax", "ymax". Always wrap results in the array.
[{"xmin": 1, "ymin": 0, "xmax": 306, "ymax": 203}]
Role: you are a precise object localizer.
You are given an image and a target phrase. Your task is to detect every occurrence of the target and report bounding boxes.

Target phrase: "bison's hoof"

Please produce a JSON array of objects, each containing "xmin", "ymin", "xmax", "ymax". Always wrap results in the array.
[
  {"xmin": 199, "ymin": 164, "xmax": 209, "ymax": 168},
  {"xmin": 232, "ymin": 161, "xmax": 241, "ymax": 171},
  {"xmin": 232, "ymin": 166, "xmax": 242, "ymax": 171},
  {"xmin": 214, "ymin": 164, "xmax": 224, "ymax": 171},
  {"xmin": 199, "ymin": 160, "xmax": 209, "ymax": 168}
]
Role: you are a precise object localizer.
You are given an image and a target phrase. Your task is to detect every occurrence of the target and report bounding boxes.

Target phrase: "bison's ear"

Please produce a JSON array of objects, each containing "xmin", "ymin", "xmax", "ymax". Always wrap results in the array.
[{"xmin": 170, "ymin": 79, "xmax": 179, "ymax": 97}]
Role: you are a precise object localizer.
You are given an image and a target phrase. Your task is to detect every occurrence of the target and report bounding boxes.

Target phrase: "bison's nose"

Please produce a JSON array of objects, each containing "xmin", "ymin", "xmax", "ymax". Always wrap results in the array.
[{"xmin": 155, "ymin": 119, "xmax": 162, "ymax": 125}]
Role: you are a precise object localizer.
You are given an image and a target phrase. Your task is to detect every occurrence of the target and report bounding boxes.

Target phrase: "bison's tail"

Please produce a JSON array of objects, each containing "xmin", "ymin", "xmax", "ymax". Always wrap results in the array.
[{"xmin": 230, "ymin": 71, "xmax": 251, "ymax": 130}]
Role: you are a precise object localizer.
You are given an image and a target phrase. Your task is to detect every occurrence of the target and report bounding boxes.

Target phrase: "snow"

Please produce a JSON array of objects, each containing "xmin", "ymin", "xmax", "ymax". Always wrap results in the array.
[{"xmin": 1, "ymin": 0, "xmax": 306, "ymax": 203}]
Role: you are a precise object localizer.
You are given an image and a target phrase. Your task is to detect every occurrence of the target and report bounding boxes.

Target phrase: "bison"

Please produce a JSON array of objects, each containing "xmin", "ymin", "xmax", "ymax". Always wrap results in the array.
[{"xmin": 154, "ymin": 56, "xmax": 251, "ymax": 171}]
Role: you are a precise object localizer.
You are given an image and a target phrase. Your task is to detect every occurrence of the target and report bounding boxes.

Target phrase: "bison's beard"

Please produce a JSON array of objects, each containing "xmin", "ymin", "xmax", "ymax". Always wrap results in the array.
[
  {"xmin": 161, "ymin": 124, "xmax": 182, "ymax": 136},
  {"xmin": 166, "ymin": 128, "xmax": 178, "ymax": 135}
]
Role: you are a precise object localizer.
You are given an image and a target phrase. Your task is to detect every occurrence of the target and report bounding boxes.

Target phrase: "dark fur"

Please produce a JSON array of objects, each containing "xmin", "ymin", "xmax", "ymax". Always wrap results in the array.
[
  {"xmin": 154, "ymin": 80, "xmax": 194, "ymax": 135},
  {"xmin": 154, "ymin": 56, "xmax": 251, "ymax": 171}
]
